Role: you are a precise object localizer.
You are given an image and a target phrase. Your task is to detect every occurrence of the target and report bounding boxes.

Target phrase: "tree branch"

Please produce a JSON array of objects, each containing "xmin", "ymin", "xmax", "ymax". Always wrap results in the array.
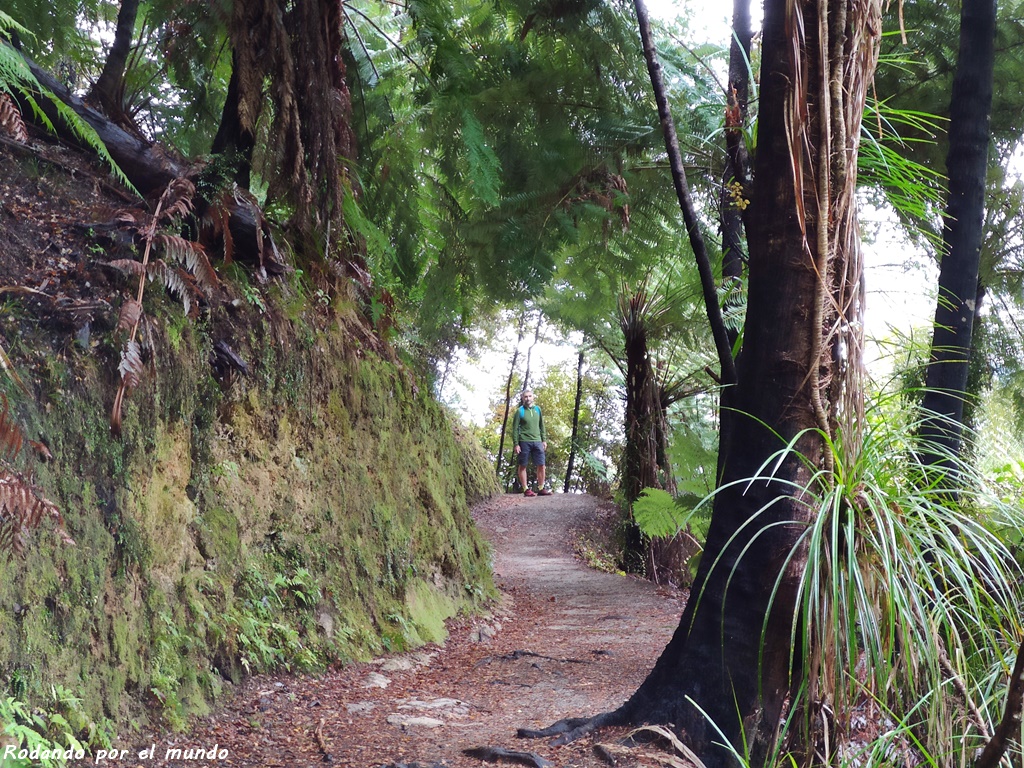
[
  {"xmin": 974, "ymin": 637, "xmax": 1024, "ymax": 768},
  {"xmin": 632, "ymin": 0, "xmax": 738, "ymax": 387}
]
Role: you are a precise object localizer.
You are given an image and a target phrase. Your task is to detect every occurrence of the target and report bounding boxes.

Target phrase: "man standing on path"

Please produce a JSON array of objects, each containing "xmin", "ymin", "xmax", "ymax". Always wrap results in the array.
[{"xmin": 513, "ymin": 389, "xmax": 552, "ymax": 496}]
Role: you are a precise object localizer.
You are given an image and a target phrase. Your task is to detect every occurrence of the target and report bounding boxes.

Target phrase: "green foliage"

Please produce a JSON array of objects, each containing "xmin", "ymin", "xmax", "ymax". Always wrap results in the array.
[
  {"xmin": 0, "ymin": 13, "xmax": 134, "ymax": 191},
  {"xmin": 632, "ymin": 488, "xmax": 686, "ymax": 539},
  {"xmin": 0, "ymin": 684, "xmax": 108, "ymax": 767},
  {"xmin": 719, "ymin": 389, "xmax": 1024, "ymax": 765}
]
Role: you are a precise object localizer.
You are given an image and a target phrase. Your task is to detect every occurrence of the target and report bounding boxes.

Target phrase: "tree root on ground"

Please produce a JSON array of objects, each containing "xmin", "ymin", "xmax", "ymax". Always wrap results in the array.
[
  {"xmin": 517, "ymin": 710, "xmax": 625, "ymax": 745},
  {"xmin": 462, "ymin": 746, "xmax": 552, "ymax": 767}
]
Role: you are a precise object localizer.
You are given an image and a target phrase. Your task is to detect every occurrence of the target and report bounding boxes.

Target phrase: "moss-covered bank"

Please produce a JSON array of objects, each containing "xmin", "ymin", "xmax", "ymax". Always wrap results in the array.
[{"xmin": 0, "ymin": 300, "xmax": 498, "ymax": 744}]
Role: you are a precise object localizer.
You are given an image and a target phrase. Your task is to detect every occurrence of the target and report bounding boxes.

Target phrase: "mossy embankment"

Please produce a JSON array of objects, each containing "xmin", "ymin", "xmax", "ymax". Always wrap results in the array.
[{"xmin": 0, "ymin": 292, "xmax": 499, "ymax": 741}]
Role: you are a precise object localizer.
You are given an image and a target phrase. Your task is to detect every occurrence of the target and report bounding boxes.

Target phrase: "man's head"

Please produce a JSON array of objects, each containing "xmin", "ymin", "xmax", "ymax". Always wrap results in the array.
[{"xmin": 521, "ymin": 390, "xmax": 535, "ymax": 406}]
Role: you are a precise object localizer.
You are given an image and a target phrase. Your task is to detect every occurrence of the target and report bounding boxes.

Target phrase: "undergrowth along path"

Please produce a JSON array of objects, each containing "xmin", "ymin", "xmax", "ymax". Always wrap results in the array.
[{"xmin": 105, "ymin": 493, "xmax": 684, "ymax": 767}]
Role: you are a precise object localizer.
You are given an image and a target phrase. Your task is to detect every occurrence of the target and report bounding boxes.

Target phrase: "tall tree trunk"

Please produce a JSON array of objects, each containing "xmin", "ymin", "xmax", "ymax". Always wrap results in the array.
[
  {"xmin": 919, "ymin": 0, "xmax": 997, "ymax": 473},
  {"xmin": 524, "ymin": 0, "xmax": 880, "ymax": 763},
  {"xmin": 716, "ymin": 0, "xmax": 753, "ymax": 478},
  {"xmin": 88, "ymin": 0, "xmax": 141, "ymax": 125},
  {"xmin": 521, "ymin": 313, "xmax": 543, "ymax": 392},
  {"xmin": 563, "ymin": 349, "xmax": 585, "ymax": 493},
  {"xmin": 619, "ymin": 284, "xmax": 664, "ymax": 506},
  {"xmin": 496, "ymin": 312, "xmax": 528, "ymax": 477},
  {"xmin": 626, "ymin": 0, "xmax": 876, "ymax": 758},
  {"xmin": 633, "ymin": 0, "xmax": 737, "ymax": 388},
  {"xmin": 211, "ymin": 53, "xmax": 257, "ymax": 188}
]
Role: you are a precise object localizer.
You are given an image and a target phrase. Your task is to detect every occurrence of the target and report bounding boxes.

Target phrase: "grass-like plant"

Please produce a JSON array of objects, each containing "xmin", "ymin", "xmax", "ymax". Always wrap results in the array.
[
  {"xmin": 766, "ymin": 393, "xmax": 1024, "ymax": 765},
  {"xmin": 678, "ymin": 389, "xmax": 1024, "ymax": 766}
]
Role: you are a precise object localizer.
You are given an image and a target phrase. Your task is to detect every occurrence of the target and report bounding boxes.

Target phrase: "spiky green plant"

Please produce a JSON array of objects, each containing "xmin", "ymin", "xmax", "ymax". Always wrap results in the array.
[
  {"xmin": 763, "ymin": 394, "xmax": 1023, "ymax": 764},
  {"xmin": 688, "ymin": 388, "xmax": 1024, "ymax": 766}
]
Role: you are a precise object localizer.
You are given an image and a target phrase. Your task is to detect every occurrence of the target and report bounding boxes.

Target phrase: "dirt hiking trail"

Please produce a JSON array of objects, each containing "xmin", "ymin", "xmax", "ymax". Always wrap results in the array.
[{"xmin": 94, "ymin": 493, "xmax": 686, "ymax": 767}]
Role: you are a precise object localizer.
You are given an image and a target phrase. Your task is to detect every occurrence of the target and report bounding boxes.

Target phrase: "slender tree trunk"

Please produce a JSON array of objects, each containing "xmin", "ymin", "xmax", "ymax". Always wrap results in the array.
[
  {"xmin": 634, "ymin": 0, "xmax": 736, "ymax": 388},
  {"xmin": 720, "ymin": 0, "xmax": 752, "ymax": 322},
  {"xmin": 88, "ymin": 0, "xmax": 141, "ymax": 124},
  {"xmin": 496, "ymin": 312, "xmax": 527, "ymax": 477},
  {"xmin": 715, "ymin": 0, "xmax": 753, "ymax": 479},
  {"xmin": 563, "ymin": 349, "xmax": 585, "ymax": 493},
  {"xmin": 521, "ymin": 313, "xmax": 543, "ymax": 392},
  {"xmin": 919, "ymin": 0, "xmax": 997, "ymax": 472}
]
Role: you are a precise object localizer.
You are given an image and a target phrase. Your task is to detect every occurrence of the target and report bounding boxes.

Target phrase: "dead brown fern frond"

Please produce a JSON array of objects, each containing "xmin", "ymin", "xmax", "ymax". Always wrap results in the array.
[
  {"xmin": 0, "ymin": 92, "xmax": 29, "ymax": 143},
  {"xmin": 0, "ymin": 394, "xmax": 23, "ymax": 460},
  {"xmin": 0, "ymin": 469, "xmax": 75, "ymax": 555},
  {"xmin": 158, "ymin": 178, "xmax": 196, "ymax": 222},
  {"xmin": 155, "ymin": 234, "xmax": 219, "ymax": 293},
  {"xmin": 0, "ymin": 396, "xmax": 74, "ymax": 555},
  {"xmin": 116, "ymin": 298, "xmax": 143, "ymax": 334}
]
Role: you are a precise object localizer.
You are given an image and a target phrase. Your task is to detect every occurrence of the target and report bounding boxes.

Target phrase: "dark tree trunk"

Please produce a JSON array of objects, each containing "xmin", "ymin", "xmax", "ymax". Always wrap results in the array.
[
  {"xmin": 19, "ymin": 51, "xmax": 186, "ymax": 194},
  {"xmin": 919, "ymin": 0, "xmax": 997, "ymax": 472},
  {"xmin": 621, "ymin": 0, "xmax": 877, "ymax": 759},
  {"xmin": 719, "ymin": 0, "xmax": 752, "ymax": 327},
  {"xmin": 211, "ymin": 53, "xmax": 257, "ymax": 188},
  {"xmin": 88, "ymin": 0, "xmax": 141, "ymax": 124},
  {"xmin": 522, "ymin": 0, "xmax": 880, "ymax": 763},
  {"xmin": 563, "ymin": 349, "xmax": 585, "ymax": 493},
  {"xmin": 716, "ymin": 0, "xmax": 753, "ymax": 477},
  {"xmin": 619, "ymin": 285, "xmax": 664, "ymax": 506},
  {"xmin": 12, "ymin": 48, "xmax": 285, "ymax": 275}
]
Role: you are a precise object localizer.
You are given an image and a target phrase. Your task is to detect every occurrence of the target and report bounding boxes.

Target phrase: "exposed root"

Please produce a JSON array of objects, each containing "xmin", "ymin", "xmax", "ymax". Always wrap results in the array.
[
  {"xmin": 463, "ymin": 746, "xmax": 552, "ymax": 767},
  {"xmin": 517, "ymin": 710, "xmax": 624, "ymax": 745}
]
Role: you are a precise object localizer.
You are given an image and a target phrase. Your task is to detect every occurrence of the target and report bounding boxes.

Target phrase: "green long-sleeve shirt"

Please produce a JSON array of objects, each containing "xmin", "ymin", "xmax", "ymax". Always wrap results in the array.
[{"xmin": 512, "ymin": 405, "xmax": 545, "ymax": 443}]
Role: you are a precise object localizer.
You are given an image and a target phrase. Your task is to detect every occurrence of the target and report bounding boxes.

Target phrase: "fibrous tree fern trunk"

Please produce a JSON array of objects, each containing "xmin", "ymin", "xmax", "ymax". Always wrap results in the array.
[
  {"xmin": 619, "ymin": 283, "xmax": 668, "ymax": 506},
  {"xmin": 523, "ymin": 0, "xmax": 878, "ymax": 763},
  {"xmin": 218, "ymin": 0, "xmax": 359, "ymax": 270}
]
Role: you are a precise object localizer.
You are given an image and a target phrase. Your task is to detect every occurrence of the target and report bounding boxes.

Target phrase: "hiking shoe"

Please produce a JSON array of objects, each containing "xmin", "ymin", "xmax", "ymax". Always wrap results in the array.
[
  {"xmin": 523, "ymin": 489, "xmax": 537, "ymax": 497},
  {"xmin": 538, "ymin": 488, "xmax": 553, "ymax": 496}
]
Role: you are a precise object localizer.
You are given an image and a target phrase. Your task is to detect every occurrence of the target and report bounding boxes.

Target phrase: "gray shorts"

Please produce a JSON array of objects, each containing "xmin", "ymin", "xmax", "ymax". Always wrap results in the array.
[{"xmin": 518, "ymin": 441, "xmax": 546, "ymax": 467}]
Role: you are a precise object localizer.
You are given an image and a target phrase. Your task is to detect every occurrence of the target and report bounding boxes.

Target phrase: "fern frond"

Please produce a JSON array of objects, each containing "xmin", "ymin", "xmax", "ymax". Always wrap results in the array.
[
  {"xmin": 106, "ymin": 258, "xmax": 147, "ymax": 278},
  {"xmin": 0, "ymin": 469, "xmax": 74, "ymax": 555},
  {"xmin": 148, "ymin": 260, "xmax": 200, "ymax": 316},
  {"xmin": 159, "ymin": 178, "xmax": 196, "ymax": 222},
  {"xmin": 0, "ymin": 91, "xmax": 28, "ymax": 142},
  {"xmin": 0, "ymin": 395, "xmax": 23, "ymax": 461},
  {"xmin": 155, "ymin": 234, "xmax": 219, "ymax": 292},
  {"xmin": 0, "ymin": 333, "xmax": 29, "ymax": 395},
  {"xmin": 118, "ymin": 340, "xmax": 144, "ymax": 390},
  {"xmin": 116, "ymin": 298, "xmax": 143, "ymax": 334}
]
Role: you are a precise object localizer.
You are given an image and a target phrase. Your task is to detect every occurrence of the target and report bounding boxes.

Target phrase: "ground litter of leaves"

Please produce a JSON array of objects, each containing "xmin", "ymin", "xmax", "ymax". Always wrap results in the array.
[{"xmin": 76, "ymin": 493, "xmax": 686, "ymax": 768}]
